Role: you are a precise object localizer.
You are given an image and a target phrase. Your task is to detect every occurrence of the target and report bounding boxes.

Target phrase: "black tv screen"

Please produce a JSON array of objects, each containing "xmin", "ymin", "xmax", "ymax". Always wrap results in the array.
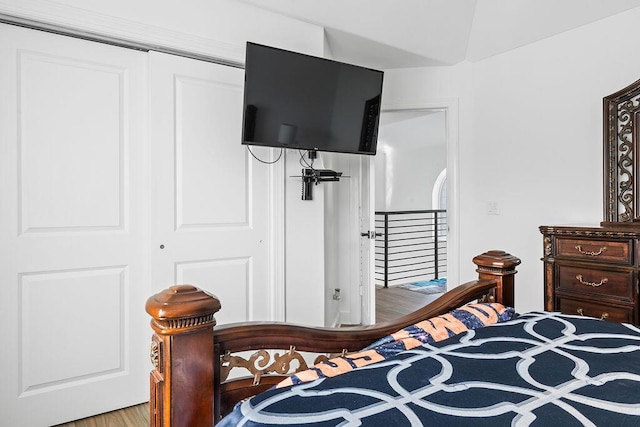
[{"xmin": 242, "ymin": 42, "xmax": 383, "ymax": 155}]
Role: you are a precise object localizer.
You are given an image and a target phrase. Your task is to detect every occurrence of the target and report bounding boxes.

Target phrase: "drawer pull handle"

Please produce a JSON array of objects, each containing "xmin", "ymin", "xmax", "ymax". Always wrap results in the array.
[
  {"xmin": 576, "ymin": 308, "xmax": 610, "ymax": 321},
  {"xmin": 575, "ymin": 274, "xmax": 608, "ymax": 287},
  {"xmin": 575, "ymin": 245, "xmax": 607, "ymax": 256}
]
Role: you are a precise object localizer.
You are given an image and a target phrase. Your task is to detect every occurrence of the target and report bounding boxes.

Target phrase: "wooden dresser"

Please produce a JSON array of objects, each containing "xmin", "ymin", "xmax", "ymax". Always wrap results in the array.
[{"xmin": 540, "ymin": 225, "xmax": 640, "ymax": 325}]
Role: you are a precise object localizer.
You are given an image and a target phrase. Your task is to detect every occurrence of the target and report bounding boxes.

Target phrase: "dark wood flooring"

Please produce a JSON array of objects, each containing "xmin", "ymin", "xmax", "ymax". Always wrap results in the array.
[{"xmin": 61, "ymin": 285, "xmax": 438, "ymax": 426}]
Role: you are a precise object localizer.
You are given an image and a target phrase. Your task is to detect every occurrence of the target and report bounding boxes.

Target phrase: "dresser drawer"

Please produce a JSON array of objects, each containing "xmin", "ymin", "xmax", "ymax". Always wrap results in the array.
[
  {"xmin": 542, "ymin": 225, "xmax": 640, "ymax": 326},
  {"xmin": 557, "ymin": 297, "xmax": 634, "ymax": 323},
  {"xmin": 555, "ymin": 237, "xmax": 632, "ymax": 264},
  {"xmin": 556, "ymin": 265, "xmax": 634, "ymax": 301}
]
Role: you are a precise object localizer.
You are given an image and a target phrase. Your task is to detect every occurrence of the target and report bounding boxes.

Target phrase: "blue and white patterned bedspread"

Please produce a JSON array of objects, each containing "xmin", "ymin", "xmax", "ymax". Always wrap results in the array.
[{"xmin": 218, "ymin": 312, "xmax": 640, "ymax": 426}]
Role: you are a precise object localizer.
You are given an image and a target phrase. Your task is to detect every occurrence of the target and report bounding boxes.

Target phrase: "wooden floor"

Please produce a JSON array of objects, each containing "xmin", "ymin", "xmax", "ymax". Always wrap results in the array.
[
  {"xmin": 375, "ymin": 284, "xmax": 443, "ymax": 323},
  {"xmin": 55, "ymin": 403, "xmax": 149, "ymax": 427},
  {"xmin": 62, "ymin": 286, "xmax": 438, "ymax": 426}
]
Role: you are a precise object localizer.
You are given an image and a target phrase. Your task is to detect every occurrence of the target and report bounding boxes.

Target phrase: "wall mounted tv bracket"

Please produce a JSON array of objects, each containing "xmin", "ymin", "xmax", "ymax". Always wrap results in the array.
[{"xmin": 300, "ymin": 168, "xmax": 342, "ymax": 200}]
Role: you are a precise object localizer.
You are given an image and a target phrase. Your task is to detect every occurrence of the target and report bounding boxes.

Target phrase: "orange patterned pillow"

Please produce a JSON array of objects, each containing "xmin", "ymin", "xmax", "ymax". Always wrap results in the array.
[{"xmin": 276, "ymin": 302, "xmax": 515, "ymax": 389}]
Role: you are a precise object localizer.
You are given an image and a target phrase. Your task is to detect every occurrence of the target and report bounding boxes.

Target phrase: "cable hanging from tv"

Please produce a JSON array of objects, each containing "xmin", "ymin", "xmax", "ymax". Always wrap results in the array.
[{"xmin": 246, "ymin": 145, "xmax": 283, "ymax": 164}]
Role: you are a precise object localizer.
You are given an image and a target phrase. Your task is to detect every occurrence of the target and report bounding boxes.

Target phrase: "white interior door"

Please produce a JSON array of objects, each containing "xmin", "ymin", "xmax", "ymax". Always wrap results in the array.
[
  {"xmin": 359, "ymin": 156, "xmax": 376, "ymax": 325},
  {"xmin": 149, "ymin": 52, "xmax": 273, "ymax": 325},
  {"xmin": 0, "ymin": 24, "xmax": 149, "ymax": 425}
]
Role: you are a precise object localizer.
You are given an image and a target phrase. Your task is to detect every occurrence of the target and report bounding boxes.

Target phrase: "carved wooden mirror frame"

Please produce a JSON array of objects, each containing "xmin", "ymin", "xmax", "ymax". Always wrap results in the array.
[{"xmin": 603, "ymin": 78, "xmax": 640, "ymax": 225}]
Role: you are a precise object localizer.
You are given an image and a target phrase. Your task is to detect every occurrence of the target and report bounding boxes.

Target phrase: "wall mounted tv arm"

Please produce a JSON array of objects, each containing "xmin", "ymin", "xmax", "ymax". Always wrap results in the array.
[{"xmin": 301, "ymin": 168, "xmax": 343, "ymax": 200}]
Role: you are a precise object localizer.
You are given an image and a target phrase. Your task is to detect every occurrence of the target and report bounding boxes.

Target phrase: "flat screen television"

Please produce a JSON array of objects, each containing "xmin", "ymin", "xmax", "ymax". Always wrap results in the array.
[{"xmin": 242, "ymin": 42, "xmax": 384, "ymax": 156}]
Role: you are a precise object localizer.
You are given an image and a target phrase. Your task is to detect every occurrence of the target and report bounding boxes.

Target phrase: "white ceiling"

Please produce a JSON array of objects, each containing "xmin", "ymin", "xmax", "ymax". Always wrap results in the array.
[{"xmin": 240, "ymin": 0, "xmax": 640, "ymax": 69}]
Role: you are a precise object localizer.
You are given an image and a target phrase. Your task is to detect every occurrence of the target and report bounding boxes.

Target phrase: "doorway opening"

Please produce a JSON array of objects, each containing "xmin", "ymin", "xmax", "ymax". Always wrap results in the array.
[{"xmin": 372, "ymin": 107, "xmax": 456, "ymax": 320}]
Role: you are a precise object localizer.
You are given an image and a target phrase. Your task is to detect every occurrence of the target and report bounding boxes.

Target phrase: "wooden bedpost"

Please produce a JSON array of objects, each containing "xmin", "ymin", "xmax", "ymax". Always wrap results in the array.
[
  {"xmin": 146, "ymin": 285, "xmax": 221, "ymax": 427},
  {"xmin": 472, "ymin": 250, "xmax": 521, "ymax": 307}
]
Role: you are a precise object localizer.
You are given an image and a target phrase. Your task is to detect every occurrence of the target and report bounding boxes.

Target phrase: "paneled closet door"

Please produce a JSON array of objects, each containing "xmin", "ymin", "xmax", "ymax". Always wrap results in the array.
[
  {"xmin": 0, "ymin": 25, "xmax": 149, "ymax": 425},
  {"xmin": 149, "ymin": 52, "xmax": 273, "ymax": 325}
]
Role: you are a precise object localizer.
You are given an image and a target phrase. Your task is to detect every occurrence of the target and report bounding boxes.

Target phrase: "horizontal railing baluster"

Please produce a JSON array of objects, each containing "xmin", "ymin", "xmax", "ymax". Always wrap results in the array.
[{"xmin": 374, "ymin": 209, "xmax": 447, "ymax": 288}]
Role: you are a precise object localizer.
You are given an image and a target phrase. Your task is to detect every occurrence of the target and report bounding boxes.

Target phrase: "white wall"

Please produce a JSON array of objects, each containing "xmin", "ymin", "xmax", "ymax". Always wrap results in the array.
[
  {"xmin": 383, "ymin": 7, "xmax": 640, "ymax": 313},
  {"xmin": 461, "ymin": 8, "xmax": 640, "ymax": 313},
  {"xmin": 376, "ymin": 111, "xmax": 447, "ymax": 211},
  {"xmin": 284, "ymin": 151, "xmax": 327, "ymax": 325}
]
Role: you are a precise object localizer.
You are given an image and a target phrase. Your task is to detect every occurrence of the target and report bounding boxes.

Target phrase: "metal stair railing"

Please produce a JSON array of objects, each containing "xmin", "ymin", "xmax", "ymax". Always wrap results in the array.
[{"xmin": 374, "ymin": 210, "xmax": 447, "ymax": 288}]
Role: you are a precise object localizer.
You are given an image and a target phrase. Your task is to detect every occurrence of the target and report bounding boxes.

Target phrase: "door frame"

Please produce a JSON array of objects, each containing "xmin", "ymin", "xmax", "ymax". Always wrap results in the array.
[
  {"xmin": 358, "ymin": 155, "xmax": 376, "ymax": 325},
  {"xmin": 359, "ymin": 99, "xmax": 460, "ymax": 322}
]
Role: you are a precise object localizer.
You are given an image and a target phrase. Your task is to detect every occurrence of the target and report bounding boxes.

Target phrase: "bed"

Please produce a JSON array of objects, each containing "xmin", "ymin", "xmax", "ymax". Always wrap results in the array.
[{"xmin": 145, "ymin": 250, "xmax": 640, "ymax": 426}]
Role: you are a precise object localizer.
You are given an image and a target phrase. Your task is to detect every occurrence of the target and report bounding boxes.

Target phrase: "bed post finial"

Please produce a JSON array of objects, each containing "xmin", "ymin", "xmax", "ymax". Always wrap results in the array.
[
  {"xmin": 472, "ymin": 250, "xmax": 521, "ymax": 308},
  {"xmin": 146, "ymin": 285, "xmax": 221, "ymax": 427}
]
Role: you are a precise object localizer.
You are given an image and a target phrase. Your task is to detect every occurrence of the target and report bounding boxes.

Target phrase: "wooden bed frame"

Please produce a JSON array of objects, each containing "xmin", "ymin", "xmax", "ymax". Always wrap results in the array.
[{"xmin": 145, "ymin": 250, "xmax": 521, "ymax": 427}]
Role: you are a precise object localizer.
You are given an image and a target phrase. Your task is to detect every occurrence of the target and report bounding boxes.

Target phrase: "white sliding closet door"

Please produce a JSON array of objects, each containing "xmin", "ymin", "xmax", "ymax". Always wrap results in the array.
[
  {"xmin": 0, "ymin": 24, "xmax": 149, "ymax": 425},
  {"xmin": 149, "ymin": 52, "xmax": 273, "ymax": 325}
]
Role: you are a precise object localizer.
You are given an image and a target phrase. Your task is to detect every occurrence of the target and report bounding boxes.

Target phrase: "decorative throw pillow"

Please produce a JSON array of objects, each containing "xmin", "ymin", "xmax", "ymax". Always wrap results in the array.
[{"xmin": 276, "ymin": 302, "xmax": 515, "ymax": 388}]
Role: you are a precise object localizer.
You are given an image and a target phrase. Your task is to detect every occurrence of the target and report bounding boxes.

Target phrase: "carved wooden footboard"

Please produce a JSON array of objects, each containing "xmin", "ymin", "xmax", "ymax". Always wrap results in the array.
[{"xmin": 145, "ymin": 250, "xmax": 520, "ymax": 427}]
